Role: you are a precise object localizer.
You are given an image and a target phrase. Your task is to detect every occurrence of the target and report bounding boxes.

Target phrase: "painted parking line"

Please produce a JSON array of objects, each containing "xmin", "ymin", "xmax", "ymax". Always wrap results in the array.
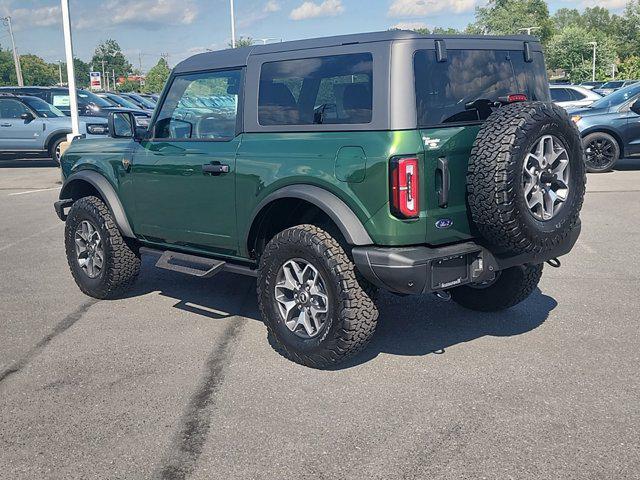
[{"xmin": 7, "ymin": 187, "xmax": 61, "ymax": 196}]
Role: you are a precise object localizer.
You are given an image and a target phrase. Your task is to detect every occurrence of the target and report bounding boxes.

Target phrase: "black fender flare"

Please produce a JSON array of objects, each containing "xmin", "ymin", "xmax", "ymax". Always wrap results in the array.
[
  {"xmin": 59, "ymin": 170, "xmax": 135, "ymax": 238},
  {"xmin": 246, "ymin": 184, "xmax": 373, "ymax": 251},
  {"xmin": 44, "ymin": 128, "xmax": 71, "ymax": 153}
]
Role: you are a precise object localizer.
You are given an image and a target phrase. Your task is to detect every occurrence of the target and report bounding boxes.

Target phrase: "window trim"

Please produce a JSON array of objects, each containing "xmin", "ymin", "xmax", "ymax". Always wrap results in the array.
[{"xmin": 147, "ymin": 67, "xmax": 245, "ymax": 143}]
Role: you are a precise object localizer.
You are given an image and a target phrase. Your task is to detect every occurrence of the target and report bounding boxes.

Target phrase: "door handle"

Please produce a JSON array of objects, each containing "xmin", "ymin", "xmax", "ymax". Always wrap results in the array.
[
  {"xmin": 436, "ymin": 157, "xmax": 450, "ymax": 208},
  {"xmin": 1, "ymin": 123, "xmax": 12, "ymax": 127},
  {"xmin": 202, "ymin": 161, "xmax": 230, "ymax": 176}
]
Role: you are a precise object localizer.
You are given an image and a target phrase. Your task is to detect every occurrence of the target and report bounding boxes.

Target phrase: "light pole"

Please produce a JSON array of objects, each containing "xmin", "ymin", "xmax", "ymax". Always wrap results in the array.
[
  {"xmin": 58, "ymin": 61, "xmax": 63, "ymax": 85},
  {"xmin": 518, "ymin": 26, "xmax": 540, "ymax": 36},
  {"xmin": 1, "ymin": 16, "xmax": 24, "ymax": 86},
  {"xmin": 588, "ymin": 41, "xmax": 597, "ymax": 82},
  {"xmin": 229, "ymin": 0, "xmax": 236, "ymax": 48},
  {"xmin": 60, "ymin": 0, "xmax": 80, "ymax": 138}
]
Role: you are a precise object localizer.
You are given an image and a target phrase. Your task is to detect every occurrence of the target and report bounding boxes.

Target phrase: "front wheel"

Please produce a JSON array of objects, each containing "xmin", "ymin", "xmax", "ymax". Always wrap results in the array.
[
  {"xmin": 583, "ymin": 132, "xmax": 620, "ymax": 173},
  {"xmin": 257, "ymin": 225, "xmax": 378, "ymax": 369},
  {"xmin": 450, "ymin": 264, "xmax": 543, "ymax": 312},
  {"xmin": 65, "ymin": 196, "xmax": 141, "ymax": 299}
]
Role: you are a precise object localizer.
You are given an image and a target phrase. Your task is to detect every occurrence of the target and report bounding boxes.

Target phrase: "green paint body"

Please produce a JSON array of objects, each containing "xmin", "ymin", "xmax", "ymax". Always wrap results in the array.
[{"xmin": 61, "ymin": 126, "xmax": 478, "ymax": 262}]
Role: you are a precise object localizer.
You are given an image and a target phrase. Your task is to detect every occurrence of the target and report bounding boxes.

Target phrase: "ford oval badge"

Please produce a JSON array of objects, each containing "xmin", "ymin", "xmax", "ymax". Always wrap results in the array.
[{"xmin": 435, "ymin": 218, "xmax": 454, "ymax": 229}]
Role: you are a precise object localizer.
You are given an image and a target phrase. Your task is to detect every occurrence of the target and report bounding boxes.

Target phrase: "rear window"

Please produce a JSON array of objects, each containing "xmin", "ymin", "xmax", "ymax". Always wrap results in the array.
[
  {"xmin": 414, "ymin": 49, "xmax": 549, "ymax": 126},
  {"xmin": 258, "ymin": 53, "xmax": 373, "ymax": 126}
]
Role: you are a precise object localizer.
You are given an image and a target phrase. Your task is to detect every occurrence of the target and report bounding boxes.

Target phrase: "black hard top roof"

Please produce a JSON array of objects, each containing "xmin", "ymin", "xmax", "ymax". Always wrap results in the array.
[{"xmin": 174, "ymin": 30, "xmax": 538, "ymax": 74}]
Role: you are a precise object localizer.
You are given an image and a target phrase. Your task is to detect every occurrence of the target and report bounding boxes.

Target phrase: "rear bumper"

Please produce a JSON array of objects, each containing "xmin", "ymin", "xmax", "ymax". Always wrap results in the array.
[{"xmin": 353, "ymin": 222, "xmax": 581, "ymax": 295}]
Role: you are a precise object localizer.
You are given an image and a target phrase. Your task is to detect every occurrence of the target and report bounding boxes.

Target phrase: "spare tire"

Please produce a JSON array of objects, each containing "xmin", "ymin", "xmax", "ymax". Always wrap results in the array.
[{"xmin": 467, "ymin": 101, "xmax": 586, "ymax": 255}]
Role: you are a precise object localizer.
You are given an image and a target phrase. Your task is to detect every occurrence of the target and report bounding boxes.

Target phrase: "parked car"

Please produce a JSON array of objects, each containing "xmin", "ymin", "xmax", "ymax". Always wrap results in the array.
[
  {"xmin": 0, "ymin": 86, "xmax": 150, "ymax": 127},
  {"xmin": 138, "ymin": 93, "xmax": 158, "ymax": 104},
  {"xmin": 550, "ymin": 85, "xmax": 601, "ymax": 109},
  {"xmin": 579, "ymin": 81, "xmax": 605, "ymax": 90},
  {"xmin": 593, "ymin": 80, "xmax": 638, "ymax": 96},
  {"xmin": 118, "ymin": 92, "xmax": 156, "ymax": 111},
  {"xmin": 0, "ymin": 93, "xmax": 108, "ymax": 163},
  {"xmin": 97, "ymin": 92, "xmax": 145, "ymax": 111},
  {"xmin": 54, "ymin": 31, "xmax": 585, "ymax": 369},
  {"xmin": 569, "ymin": 81, "xmax": 640, "ymax": 172}
]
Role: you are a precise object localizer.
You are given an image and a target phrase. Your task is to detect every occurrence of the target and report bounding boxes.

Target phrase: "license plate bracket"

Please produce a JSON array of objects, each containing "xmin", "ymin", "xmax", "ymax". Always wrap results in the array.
[{"xmin": 430, "ymin": 253, "xmax": 470, "ymax": 290}]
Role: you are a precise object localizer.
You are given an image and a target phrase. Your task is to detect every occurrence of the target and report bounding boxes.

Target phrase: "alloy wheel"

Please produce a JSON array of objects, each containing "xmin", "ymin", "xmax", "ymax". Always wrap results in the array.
[
  {"xmin": 74, "ymin": 220, "xmax": 104, "ymax": 278},
  {"xmin": 523, "ymin": 135, "xmax": 571, "ymax": 221},
  {"xmin": 274, "ymin": 259, "xmax": 329, "ymax": 339},
  {"xmin": 585, "ymin": 136, "xmax": 616, "ymax": 170}
]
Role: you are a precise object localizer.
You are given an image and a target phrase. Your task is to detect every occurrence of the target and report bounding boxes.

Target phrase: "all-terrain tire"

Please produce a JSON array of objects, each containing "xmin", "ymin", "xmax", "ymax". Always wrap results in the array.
[
  {"xmin": 450, "ymin": 264, "xmax": 543, "ymax": 312},
  {"xmin": 468, "ymin": 101, "xmax": 586, "ymax": 255},
  {"xmin": 65, "ymin": 196, "xmax": 140, "ymax": 299},
  {"xmin": 257, "ymin": 224, "xmax": 378, "ymax": 369}
]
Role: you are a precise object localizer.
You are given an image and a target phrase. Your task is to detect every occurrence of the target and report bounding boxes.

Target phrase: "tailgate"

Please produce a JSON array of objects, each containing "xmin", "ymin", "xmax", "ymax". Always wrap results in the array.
[{"xmin": 420, "ymin": 125, "xmax": 480, "ymax": 245}]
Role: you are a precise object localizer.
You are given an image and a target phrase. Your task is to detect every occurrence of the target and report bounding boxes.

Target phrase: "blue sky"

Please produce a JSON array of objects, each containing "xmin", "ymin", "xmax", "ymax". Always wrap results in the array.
[{"xmin": 0, "ymin": 0, "xmax": 628, "ymax": 72}]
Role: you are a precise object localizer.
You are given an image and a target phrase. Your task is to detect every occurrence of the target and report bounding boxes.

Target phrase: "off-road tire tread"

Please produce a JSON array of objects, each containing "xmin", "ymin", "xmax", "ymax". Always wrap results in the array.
[
  {"xmin": 257, "ymin": 224, "xmax": 378, "ymax": 368},
  {"xmin": 65, "ymin": 196, "xmax": 140, "ymax": 299},
  {"xmin": 451, "ymin": 264, "xmax": 543, "ymax": 312},
  {"xmin": 468, "ymin": 101, "xmax": 586, "ymax": 254}
]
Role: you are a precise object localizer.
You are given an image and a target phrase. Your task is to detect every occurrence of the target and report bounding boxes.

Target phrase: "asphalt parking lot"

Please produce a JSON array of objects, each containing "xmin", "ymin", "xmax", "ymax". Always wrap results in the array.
[{"xmin": 1, "ymin": 156, "xmax": 639, "ymax": 480}]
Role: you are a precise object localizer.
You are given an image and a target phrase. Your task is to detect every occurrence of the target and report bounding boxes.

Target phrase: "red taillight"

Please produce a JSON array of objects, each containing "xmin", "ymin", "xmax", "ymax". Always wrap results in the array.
[
  {"xmin": 390, "ymin": 157, "xmax": 419, "ymax": 219},
  {"xmin": 507, "ymin": 93, "xmax": 528, "ymax": 103}
]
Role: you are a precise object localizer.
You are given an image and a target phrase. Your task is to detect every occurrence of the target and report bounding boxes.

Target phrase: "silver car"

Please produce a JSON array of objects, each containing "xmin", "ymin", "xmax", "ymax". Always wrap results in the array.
[{"xmin": 0, "ymin": 94, "xmax": 108, "ymax": 163}]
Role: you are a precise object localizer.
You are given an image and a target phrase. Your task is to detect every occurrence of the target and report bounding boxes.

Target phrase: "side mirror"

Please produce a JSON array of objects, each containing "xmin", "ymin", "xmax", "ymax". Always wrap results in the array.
[
  {"xmin": 631, "ymin": 100, "xmax": 640, "ymax": 116},
  {"xmin": 108, "ymin": 111, "xmax": 143, "ymax": 140},
  {"xmin": 20, "ymin": 112, "xmax": 35, "ymax": 122}
]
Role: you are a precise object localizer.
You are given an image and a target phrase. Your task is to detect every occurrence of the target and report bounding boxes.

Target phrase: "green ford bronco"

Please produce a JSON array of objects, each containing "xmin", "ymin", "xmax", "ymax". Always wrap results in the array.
[{"xmin": 55, "ymin": 31, "xmax": 586, "ymax": 368}]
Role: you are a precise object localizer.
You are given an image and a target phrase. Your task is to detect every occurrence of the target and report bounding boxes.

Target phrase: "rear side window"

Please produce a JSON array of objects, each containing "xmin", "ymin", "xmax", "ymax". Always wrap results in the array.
[
  {"xmin": 414, "ymin": 49, "xmax": 550, "ymax": 126},
  {"xmin": 550, "ymin": 88, "xmax": 572, "ymax": 102},
  {"xmin": 258, "ymin": 53, "xmax": 373, "ymax": 126}
]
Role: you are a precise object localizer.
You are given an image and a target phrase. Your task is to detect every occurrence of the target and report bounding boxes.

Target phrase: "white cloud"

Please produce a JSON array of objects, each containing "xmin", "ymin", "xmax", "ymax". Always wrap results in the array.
[
  {"xmin": 9, "ymin": 6, "xmax": 60, "ymax": 29},
  {"xmin": 391, "ymin": 21, "xmax": 428, "ymax": 30},
  {"xmin": 264, "ymin": 0, "xmax": 281, "ymax": 12},
  {"xmin": 388, "ymin": 0, "xmax": 478, "ymax": 17},
  {"xmin": 290, "ymin": 0, "xmax": 345, "ymax": 20},
  {"xmin": 76, "ymin": 0, "xmax": 199, "ymax": 29}
]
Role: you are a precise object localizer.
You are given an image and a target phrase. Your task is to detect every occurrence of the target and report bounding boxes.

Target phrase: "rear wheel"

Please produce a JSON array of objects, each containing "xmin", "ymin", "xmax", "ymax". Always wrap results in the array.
[
  {"xmin": 450, "ymin": 264, "xmax": 543, "ymax": 312},
  {"xmin": 257, "ymin": 224, "xmax": 378, "ymax": 369},
  {"xmin": 583, "ymin": 132, "xmax": 620, "ymax": 173},
  {"xmin": 50, "ymin": 136, "xmax": 65, "ymax": 165}
]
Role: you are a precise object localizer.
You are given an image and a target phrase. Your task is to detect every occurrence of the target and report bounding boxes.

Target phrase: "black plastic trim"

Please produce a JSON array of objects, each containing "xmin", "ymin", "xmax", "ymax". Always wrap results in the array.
[
  {"xmin": 58, "ymin": 170, "xmax": 135, "ymax": 238},
  {"xmin": 353, "ymin": 222, "xmax": 581, "ymax": 295},
  {"xmin": 246, "ymin": 184, "xmax": 374, "ymax": 249}
]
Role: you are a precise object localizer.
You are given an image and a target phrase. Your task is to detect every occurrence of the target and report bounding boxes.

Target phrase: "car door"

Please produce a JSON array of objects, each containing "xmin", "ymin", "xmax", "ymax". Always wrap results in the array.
[
  {"xmin": 620, "ymin": 94, "xmax": 640, "ymax": 156},
  {"xmin": 0, "ymin": 98, "xmax": 45, "ymax": 151},
  {"xmin": 127, "ymin": 68, "xmax": 243, "ymax": 256}
]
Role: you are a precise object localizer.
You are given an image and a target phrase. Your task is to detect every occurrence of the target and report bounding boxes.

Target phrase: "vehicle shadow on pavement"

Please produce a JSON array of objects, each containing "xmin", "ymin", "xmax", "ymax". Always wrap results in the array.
[
  {"xmin": 126, "ymin": 258, "xmax": 555, "ymax": 368},
  {"xmin": 339, "ymin": 289, "xmax": 556, "ymax": 368},
  {"xmin": 615, "ymin": 158, "xmax": 640, "ymax": 171},
  {"xmin": 0, "ymin": 155, "xmax": 57, "ymax": 168}
]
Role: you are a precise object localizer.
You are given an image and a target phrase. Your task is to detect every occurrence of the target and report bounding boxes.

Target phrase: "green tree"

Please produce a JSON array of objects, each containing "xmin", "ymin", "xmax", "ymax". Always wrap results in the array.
[
  {"xmin": 59, "ymin": 58, "xmax": 91, "ymax": 88},
  {"xmin": 91, "ymin": 39, "xmax": 133, "ymax": 85},
  {"xmin": 143, "ymin": 57, "xmax": 170, "ymax": 93},
  {"xmin": 229, "ymin": 36, "xmax": 254, "ymax": 48},
  {"xmin": 0, "ymin": 46, "xmax": 16, "ymax": 86},
  {"xmin": 20, "ymin": 54, "xmax": 57, "ymax": 86},
  {"xmin": 618, "ymin": 56, "xmax": 640, "ymax": 79},
  {"xmin": 613, "ymin": 0, "xmax": 640, "ymax": 61},
  {"xmin": 469, "ymin": 0, "xmax": 555, "ymax": 44},
  {"xmin": 546, "ymin": 25, "xmax": 616, "ymax": 82},
  {"xmin": 552, "ymin": 8, "xmax": 582, "ymax": 30}
]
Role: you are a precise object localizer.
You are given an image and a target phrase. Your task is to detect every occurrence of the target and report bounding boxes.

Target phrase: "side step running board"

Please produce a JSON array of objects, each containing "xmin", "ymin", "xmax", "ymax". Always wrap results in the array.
[{"xmin": 140, "ymin": 247, "xmax": 257, "ymax": 278}]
